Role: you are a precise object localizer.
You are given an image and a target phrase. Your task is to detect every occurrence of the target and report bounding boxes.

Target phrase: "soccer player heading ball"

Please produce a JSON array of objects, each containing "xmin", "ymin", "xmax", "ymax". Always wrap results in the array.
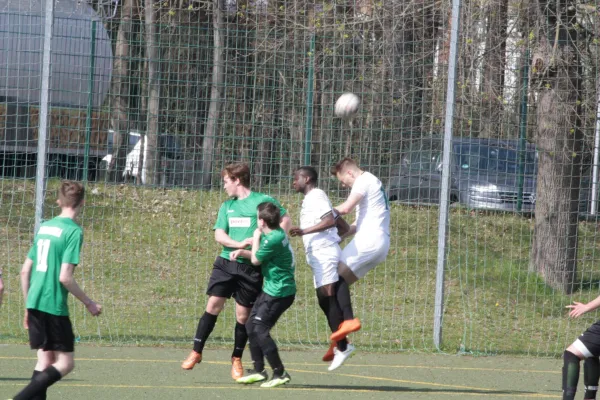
[
  {"xmin": 181, "ymin": 163, "xmax": 291, "ymax": 380},
  {"xmin": 329, "ymin": 157, "xmax": 391, "ymax": 339},
  {"xmin": 13, "ymin": 181, "xmax": 102, "ymax": 400}
]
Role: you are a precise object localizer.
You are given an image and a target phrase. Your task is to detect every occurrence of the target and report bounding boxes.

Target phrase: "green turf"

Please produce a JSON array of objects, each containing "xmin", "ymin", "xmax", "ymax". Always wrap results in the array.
[
  {"xmin": 1, "ymin": 178, "xmax": 599, "ymax": 356},
  {"xmin": 0, "ymin": 344, "xmax": 564, "ymax": 399}
]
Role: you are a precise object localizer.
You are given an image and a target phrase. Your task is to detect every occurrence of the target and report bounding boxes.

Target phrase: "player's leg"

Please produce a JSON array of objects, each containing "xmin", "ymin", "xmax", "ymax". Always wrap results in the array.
[
  {"xmin": 237, "ymin": 294, "xmax": 268, "ymax": 384},
  {"xmin": 584, "ymin": 357, "xmax": 599, "ymax": 400},
  {"xmin": 253, "ymin": 294, "xmax": 294, "ymax": 388},
  {"xmin": 230, "ymin": 261, "xmax": 264, "ymax": 379},
  {"xmin": 14, "ymin": 312, "xmax": 75, "ymax": 400},
  {"xmin": 182, "ymin": 257, "xmax": 234, "ymax": 370},
  {"xmin": 307, "ymin": 246, "xmax": 348, "ymax": 361},
  {"xmin": 563, "ymin": 325, "xmax": 600, "ymax": 400}
]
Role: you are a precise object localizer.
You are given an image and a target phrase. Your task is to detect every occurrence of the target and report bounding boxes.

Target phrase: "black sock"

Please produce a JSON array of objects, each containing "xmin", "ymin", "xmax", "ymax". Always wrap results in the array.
[
  {"xmin": 563, "ymin": 350, "xmax": 581, "ymax": 400},
  {"xmin": 30, "ymin": 370, "xmax": 46, "ymax": 400},
  {"xmin": 14, "ymin": 366, "xmax": 61, "ymax": 400},
  {"xmin": 232, "ymin": 322, "xmax": 248, "ymax": 359},
  {"xmin": 335, "ymin": 277, "xmax": 354, "ymax": 320},
  {"xmin": 585, "ymin": 357, "xmax": 600, "ymax": 399},
  {"xmin": 264, "ymin": 349, "xmax": 284, "ymax": 377},
  {"xmin": 193, "ymin": 312, "xmax": 218, "ymax": 353}
]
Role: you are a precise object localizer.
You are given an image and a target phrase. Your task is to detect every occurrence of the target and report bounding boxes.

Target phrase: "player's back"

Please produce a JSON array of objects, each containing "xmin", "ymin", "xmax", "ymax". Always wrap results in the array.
[
  {"xmin": 26, "ymin": 217, "xmax": 83, "ymax": 316},
  {"xmin": 353, "ymin": 172, "xmax": 390, "ymax": 237}
]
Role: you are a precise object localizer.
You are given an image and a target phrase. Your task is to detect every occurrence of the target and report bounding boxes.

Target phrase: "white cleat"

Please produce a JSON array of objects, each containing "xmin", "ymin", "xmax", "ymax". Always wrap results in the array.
[{"xmin": 328, "ymin": 343, "xmax": 355, "ymax": 371}]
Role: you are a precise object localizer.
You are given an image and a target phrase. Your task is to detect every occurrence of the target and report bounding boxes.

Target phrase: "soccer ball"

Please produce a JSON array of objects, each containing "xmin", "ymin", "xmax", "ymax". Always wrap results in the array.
[{"xmin": 334, "ymin": 93, "xmax": 360, "ymax": 120}]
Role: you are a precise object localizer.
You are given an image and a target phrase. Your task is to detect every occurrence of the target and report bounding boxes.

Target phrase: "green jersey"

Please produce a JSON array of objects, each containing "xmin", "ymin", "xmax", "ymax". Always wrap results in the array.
[
  {"xmin": 254, "ymin": 228, "xmax": 296, "ymax": 298},
  {"xmin": 213, "ymin": 192, "xmax": 287, "ymax": 264},
  {"xmin": 26, "ymin": 217, "xmax": 83, "ymax": 316}
]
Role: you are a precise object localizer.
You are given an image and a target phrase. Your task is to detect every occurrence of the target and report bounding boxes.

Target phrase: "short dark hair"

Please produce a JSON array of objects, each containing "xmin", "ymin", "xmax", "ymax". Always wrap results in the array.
[
  {"xmin": 331, "ymin": 157, "xmax": 358, "ymax": 176},
  {"xmin": 59, "ymin": 180, "xmax": 85, "ymax": 208},
  {"xmin": 296, "ymin": 166, "xmax": 318, "ymax": 185},
  {"xmin": 221, "ymin": 163, "xmax": 250, "ymax": 187},
  {"xmin": 257, "ymin": 202, "xmax": 281, "ymax": 229}
]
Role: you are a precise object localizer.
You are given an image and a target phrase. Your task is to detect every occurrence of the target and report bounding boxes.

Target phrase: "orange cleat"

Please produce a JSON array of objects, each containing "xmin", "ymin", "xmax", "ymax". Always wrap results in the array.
[
  {"xmin": 231, "ymin": 356, "xmax": 243, "ymax": 380},
  {"xmin": 322, "ymin": 341, "xmax": 336, "ymax": 362},
  {"xmin": 330, "ymin": 318, "xmax": 361, "ymax": 342},
  {"xmin": 181, "ymin": 350, "xmax": 202, "ymax": 370}
]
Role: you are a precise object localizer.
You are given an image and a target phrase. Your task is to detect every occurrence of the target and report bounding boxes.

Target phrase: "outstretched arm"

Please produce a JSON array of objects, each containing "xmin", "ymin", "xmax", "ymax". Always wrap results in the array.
[{"xmin": 566, "ymin": 295, "xmax": 600, "ymax": 318}]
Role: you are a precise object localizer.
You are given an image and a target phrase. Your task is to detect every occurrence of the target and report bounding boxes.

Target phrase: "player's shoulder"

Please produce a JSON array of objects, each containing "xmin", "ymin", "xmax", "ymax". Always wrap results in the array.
[{"xmin": 251, "ymin": 191, "xmax": 279, "ymax": 204}]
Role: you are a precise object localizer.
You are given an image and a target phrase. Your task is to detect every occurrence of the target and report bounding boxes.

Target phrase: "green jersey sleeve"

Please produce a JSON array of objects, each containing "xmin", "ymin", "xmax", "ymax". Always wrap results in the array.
[
  {"xmin": 254, "ymin": 234, "xmax": 278, "ymax": 264},
  {"xmin": 62, "ymin": 228, "xmax": 83, "ymax": 265},
  {"xmin": 213, "ymin": 201, "xmax": 230, "ymax": 231}
]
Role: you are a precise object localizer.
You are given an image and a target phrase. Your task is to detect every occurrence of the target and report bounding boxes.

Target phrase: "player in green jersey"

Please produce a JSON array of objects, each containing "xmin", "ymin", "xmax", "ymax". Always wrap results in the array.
[
  {"xmin": 12, "ymin": 181, "xmax": 102, "ymax": 400},
  {"xmin": 182, "ymin": 163, "xmax": 292, "ymax": 380},
  {"xmin": 231, "ymin": 201, "xmax": 296, "ymax": 388}
]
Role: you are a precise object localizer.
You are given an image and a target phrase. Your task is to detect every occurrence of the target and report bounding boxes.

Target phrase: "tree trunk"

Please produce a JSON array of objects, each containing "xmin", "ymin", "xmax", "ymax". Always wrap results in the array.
[
  {"xmin": 108, "ymin": 0, "xmax": 135, "ymax": 181},
  {"xmin": 530, "ymin": 0, "xmax": 584, "ymax": 294},
  {"xmin": 480, "ymin": 0, "xmax": 508, "ymax": 138},
  {"xmin": 201, "ymin": 0, "xmax": 225, "ymax": 188},
  {"xmin": 144, "ymin": 0, "xmax": 159, "ymax": 185}
]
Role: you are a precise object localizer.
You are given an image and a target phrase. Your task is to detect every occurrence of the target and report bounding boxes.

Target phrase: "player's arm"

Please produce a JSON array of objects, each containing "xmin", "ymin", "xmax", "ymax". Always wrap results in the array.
[
  {"xmin": 566, "ymin": 295, "xmax": 600, "ymax": 318},
  {"xmin": 334, "ymin": 192, "xmax": 363, "ymax": 216},
  {"xmin": 280, "ymin": 213, "xmax": 292, "ymax": 233},
  {"xmin": 290, "ymin": 212, "xmax": 336, "ymax": 237},
  {"xmin": 214, "ymin": 229, "xmax": 252, "ymax": 249},
  {"xmin": 20, "ymin": 258, "xmax": 33, "ymax": 303},
  {"xmin": 20, "ymin": 258, "xmax": 33, "ymax": 328},
  {"xmin": 59, "ymin": 263, "xmax": 102, "ymax": 316}
]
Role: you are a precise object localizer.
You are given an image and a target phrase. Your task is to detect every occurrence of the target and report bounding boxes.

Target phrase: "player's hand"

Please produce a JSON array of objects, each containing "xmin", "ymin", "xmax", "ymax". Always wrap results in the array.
[
  {"xmin": 230, "ymin": 250, "xmax": 242, "ymax": 260},
  {"xmin": 239, "ymin": 238, "xmax": 253, "ymax": 248},
  {"xmin": 289, "ymin": 227, "xmax": 303, "ymax": 237},
  {"xmin": 566, "ymin": 302, "xmax": 589, "ymax": 318},
  {"xmin": 86, "ymin": 301, "xmax": 102, "ymax": 316},
  {"xmin": 23, "ymin": 309, "xmax": 29, "ymax": 330}
]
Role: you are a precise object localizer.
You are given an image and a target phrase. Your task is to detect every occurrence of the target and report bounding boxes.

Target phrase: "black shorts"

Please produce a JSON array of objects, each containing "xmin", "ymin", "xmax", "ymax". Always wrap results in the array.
[
  {"xmin": 27, "ymin": 309, "xmax": 75, "ymax": 353},
  {"xmin": 575, "ymin": 321, "xmax": 600, "ymax": 357},
  {"xmin": 249, "ymin": 292, "xmax": 295, "ymax": 329},
  {"xmin": 206, "ymin": 257, "xmax": 263, "ymax": 308}
]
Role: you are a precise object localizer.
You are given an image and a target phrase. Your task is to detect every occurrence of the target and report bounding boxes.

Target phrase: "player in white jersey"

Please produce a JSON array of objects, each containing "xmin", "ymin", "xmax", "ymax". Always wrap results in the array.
[
  {"xmin": 289, "ymin": 166, "xmax": 355, "ymax": 370},
  {"xmin": 328, "ymin": 157, "xmax": 391, "ymax": 342}
]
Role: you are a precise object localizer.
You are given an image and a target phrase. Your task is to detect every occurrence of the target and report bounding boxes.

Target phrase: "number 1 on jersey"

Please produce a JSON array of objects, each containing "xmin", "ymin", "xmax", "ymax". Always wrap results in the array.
[{"xmin": 36, "ymin": 239, "xmax": 51, "ymax": 272}]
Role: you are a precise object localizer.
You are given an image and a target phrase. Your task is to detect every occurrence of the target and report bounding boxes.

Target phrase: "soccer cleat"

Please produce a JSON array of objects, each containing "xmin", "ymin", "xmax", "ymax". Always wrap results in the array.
[
  {"xmin": 330, "ymin": 318, "xmax": 361, "ymax": 342},
  {"xmin": 328, "ymin": 343, "xmax": 355, "ymax": 371},
  {"xmin": 236, "ymin": 369, "xmax": 268, "ymax": 384},
  {"xmin": 260, "ymin": 371, "xmax": 291, "ymax": 388},
  {"xmin": 322, "ymin": 341, "xmax": 336, "ymax": 362},
  {"xmin": 231, "ymin": 357, "xmax": 243, "ymax": 380},
  {"xmin": 181, "ymin": 350, "xmax": 202, "ymax": 370}
]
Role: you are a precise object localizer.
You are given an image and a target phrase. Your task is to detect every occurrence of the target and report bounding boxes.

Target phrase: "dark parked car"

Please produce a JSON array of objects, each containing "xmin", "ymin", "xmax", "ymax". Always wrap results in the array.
[{"xmin": 387, "ymin": 136, "xmax": 597, "ymax": 215}]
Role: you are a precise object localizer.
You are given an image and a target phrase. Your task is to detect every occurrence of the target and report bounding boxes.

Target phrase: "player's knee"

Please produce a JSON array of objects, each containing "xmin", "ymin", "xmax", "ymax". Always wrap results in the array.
[
  {"xmin": 565, "ymin": 350, "xmax": 582, "ymax": 363},
  {"xmin": 205, "ymin": 297, "xmax": 225, "ymax": 314},
  {"xmin": 54, "ymin": 358, "xmax": 74, "ymax": 376}
]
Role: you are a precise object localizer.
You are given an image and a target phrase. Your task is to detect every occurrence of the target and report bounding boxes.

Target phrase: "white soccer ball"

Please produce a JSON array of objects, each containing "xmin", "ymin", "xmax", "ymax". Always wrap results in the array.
[{"xmin": 334, "ymin": 93, "xmax": 360, "ymax": 120}]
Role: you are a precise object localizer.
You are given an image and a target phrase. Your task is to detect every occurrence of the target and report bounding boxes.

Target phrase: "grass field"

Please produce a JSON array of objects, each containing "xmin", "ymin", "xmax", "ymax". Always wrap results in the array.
[
  {"xmin": 0, "ymin": 344, "xmax": 567, "ymax": 399},
  {"xmin": 1, "ymin": 178, "xmax": 600, "ymax": 357}
]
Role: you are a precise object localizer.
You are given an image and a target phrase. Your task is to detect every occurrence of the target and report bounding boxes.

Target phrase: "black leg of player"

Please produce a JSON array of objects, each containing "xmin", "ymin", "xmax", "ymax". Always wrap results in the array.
[
  {"xmin": 193, "ymin": 312, "xmax": 218, "ymax": 353},
  {"xmin": 317, "ymin": 289, "xmax": 347, "ymax": 351},
  {"xmin": 13, "ymin": 366, "xmax": 62, "ymax": 400},
  {"xmin": 563, "ymin": 350, "xmax": 581, "ymax": 400},
  {"xmin": 246, "ymin": 319, "xmax": 266, "ymax": 373},
  {"xmin": 585, "ymin": 357, "xmax": 600, "ymax": 400}
]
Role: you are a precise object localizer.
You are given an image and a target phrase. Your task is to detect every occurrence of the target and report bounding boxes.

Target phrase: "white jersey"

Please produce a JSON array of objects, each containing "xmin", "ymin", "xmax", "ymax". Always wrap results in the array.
[
  {"xmin": 300, "ymin": 188, "xmax": 340, "ymax": 252},
  {"xmin": 351, "ymin": 171, "xmax": 390, "ymax": 236}
]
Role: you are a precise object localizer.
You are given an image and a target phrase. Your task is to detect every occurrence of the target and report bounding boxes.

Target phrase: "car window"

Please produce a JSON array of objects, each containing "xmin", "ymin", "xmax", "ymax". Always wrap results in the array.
[
  {"xmin": 454, "ymin": 143, "xmax": 536, "ymax": 174},
  {"xmin": 408, "ymin": 150, "xmax": 441, "ymax": 172}
]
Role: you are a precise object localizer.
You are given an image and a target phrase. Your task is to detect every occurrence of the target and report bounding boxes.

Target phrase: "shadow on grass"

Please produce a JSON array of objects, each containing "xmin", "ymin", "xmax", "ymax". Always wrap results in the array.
[{"xmin": 293, "ymin": 383, "xmax": 538, "ymax": 395}]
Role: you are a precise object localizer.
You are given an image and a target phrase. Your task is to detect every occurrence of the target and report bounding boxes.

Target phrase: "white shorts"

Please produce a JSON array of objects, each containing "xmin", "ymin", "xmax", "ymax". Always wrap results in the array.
[
  {"xmin": 341, "ymin": 233, "xmax": 390, "ymax": 279},
  {"xmin": 305, "ymin": 244, "xmax": 341, "ymax": 289}
]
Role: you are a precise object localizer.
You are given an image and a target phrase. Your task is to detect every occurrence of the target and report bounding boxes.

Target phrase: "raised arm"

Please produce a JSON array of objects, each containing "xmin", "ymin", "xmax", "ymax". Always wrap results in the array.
[
  {"xmin": 334, "ymin": 192, "xmax": 363, "ymax": 216},
  {"xmin": 215, "ymin": 229, "xmax": 252, "ymax": 249}
]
